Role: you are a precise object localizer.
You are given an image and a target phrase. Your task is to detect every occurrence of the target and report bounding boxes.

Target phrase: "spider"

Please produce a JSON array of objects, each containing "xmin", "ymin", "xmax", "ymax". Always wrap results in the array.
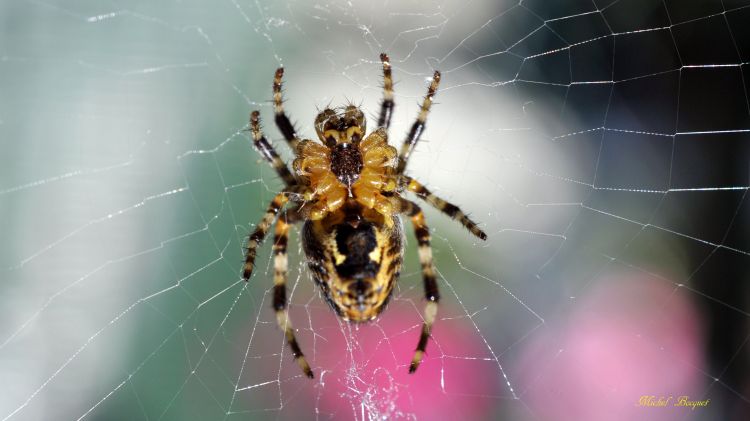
[{"xmin": 243, "ymin": 53, "xmax": 486, "ymax": 379}]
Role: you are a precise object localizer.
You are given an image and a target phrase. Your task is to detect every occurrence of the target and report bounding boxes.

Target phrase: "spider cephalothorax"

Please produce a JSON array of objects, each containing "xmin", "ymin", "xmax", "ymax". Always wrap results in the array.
[
  {"xmin": 293, "ymin": 110, "xmax": 397, "ymax": 221},
  {"xmin": 242, "ymin": 55, "xmax": 486, "ymax": 379}
]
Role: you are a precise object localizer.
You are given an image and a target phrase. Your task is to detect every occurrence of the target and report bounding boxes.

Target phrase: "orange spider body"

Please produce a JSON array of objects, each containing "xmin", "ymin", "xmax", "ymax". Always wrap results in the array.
[{"xmin": 294, "ymin": 107, "xmax": 403, "ymax": 321}]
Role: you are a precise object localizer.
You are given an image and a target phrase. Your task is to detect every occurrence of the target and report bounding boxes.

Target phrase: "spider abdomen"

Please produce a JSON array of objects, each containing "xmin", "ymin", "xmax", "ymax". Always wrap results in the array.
[{"xmin": 302, "ymin": 213, "xmax": 403, "ymax": 322}]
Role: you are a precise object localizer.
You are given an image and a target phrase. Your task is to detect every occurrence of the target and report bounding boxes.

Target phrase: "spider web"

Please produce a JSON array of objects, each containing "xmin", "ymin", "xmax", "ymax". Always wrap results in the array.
[{"xmin": 1, "ymin": 0, "xmax": 749, "ymax": 419}]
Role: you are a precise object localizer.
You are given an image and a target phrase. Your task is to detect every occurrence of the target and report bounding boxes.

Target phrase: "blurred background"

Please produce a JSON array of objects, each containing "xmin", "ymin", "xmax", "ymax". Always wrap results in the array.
[{"xmin": 1, "ymin": 0, "xmax": 748, "ymax": 420}]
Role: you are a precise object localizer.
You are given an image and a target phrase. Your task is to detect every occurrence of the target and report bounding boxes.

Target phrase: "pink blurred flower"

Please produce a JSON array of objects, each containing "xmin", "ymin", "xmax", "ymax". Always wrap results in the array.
[
  {"xmin": 516, "ymin": 275, "xmax": 705, "ymax": 421},
  {"xmin": 310, "ymin": 299, "xmax": 503, "ymax": 420}
]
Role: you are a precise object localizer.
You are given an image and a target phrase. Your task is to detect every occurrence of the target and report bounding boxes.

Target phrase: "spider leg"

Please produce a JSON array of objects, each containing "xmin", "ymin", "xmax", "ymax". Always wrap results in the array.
[
  {"xmin": 377, "ymin": 53, "xmax": 394, "ymax": 130},
  {"xmin": 242, "ymin": 192, "xmax": 289, "ymax": 280},
  {"xmin": 397, "ymin": 198, "xmax": 439, "ymax": 373},
  {"xmin": 396, "ymin": 70, "xmax": 441, "ymax": 175},
  {"xmin": 272, "ymin": 210, "xmax": 314, "ymax": 378},
  {"xmin": 273, "ymin": 68, "xmax": 301, "ymax": 150},
  {"xmin": 402, "ymin": 175, "xmax": 487, "ymax": 240},
  {"xmin": 249, "ymin": 111, "xmax": 296, "ymax": 186}
]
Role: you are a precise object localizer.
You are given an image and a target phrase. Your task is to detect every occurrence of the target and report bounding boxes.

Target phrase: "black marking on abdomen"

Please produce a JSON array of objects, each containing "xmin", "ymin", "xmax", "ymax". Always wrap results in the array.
[
  {"xmin": 301, "ymin": 221, "xmax": 342, "ymax": 316},
  {"xmin": 334, "ymin": 222, "xmax": 378, "ymax": 279}
]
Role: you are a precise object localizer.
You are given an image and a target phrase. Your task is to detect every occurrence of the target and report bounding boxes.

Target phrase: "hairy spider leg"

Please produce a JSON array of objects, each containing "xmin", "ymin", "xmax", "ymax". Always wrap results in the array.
[
  {"xmin": 377, "ymin": 53, "xmax": 395, "ymax": 130},
  {"xmin": 273, "ymin": 211, "xmax": 314, "ymax": 378},
  {"xmin": 403, "ymin": 175, "xmax": 487, "ymax": 240},
  {"xmin": 273, "ymin": 68, "xmax": 301, "ymax": 150},
  {"xmin": 242, "ymin": 192, "xmax": 288, "ymax": 280},
  {"xmin": 249, "ymin": 111, "xmax": 296, "ymax": 186},
  {"xmin": 397, "ymin": 198, "xmax": 439, "ymax": 373},
  {"xmin": 396, "ymin": 70, "xmax": 441, "ymax": 175}
]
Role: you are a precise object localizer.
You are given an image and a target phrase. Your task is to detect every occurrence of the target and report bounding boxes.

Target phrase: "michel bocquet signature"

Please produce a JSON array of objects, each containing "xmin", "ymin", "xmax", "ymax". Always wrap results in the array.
[{"xmin": 637, "ymin": 395, "xmax": 710, "ymax": 410}]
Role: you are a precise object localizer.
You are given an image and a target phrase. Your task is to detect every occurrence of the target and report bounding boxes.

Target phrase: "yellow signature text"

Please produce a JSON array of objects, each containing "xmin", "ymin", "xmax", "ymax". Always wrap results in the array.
[{"xmin": 637, "ymin": 395, "xmax": 710, "ymax": 410}]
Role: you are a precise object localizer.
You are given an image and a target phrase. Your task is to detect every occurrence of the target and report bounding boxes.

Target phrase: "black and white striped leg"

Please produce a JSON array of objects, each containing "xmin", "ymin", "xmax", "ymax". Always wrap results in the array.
[
  {"xmin": 398, "ymin": 199, "xmax": 439, "ymax": 373},
  {"xmin": 249, "ymin": 111, "xmax": 296, "ymax": 186},
  {"xmin": 242, "ymin": 192, "xmax": 289, "ymax": 280},
  {"xmin": 273, "ymin": 68, "xmax": 301, "ymax": 150},
  {"xmin": 396, "ymin": 70, "xmax": 441, "ymax": 175},
  {"xmin": 403, "ymin": 175, "xmax": 487, "ymax": 241},
  {"xmin": 377, "ymin": 53, "xmax": 394, "ymax": 130},
  {"xmin": 272, "ymin": 211, "xmax": 313, "ymax": 378}
]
